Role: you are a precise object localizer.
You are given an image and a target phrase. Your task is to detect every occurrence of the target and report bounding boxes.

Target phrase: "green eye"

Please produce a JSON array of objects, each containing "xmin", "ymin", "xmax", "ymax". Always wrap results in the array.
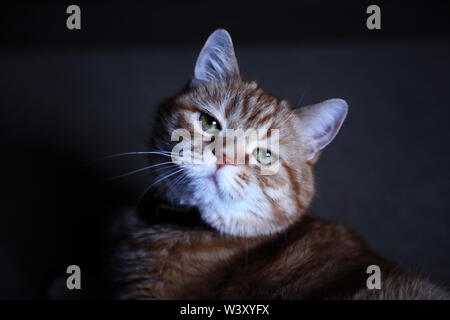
[
  {"xmin": 254, "ymin": 148, "xmax": 276, "ymax": 165},
  {"xmin": 199, "ymin": 113, "xmax": 221, "ymax": 132}
]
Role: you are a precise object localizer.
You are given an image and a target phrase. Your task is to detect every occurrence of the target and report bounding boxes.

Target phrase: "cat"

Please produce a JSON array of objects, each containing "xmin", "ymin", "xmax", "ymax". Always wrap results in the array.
[{"xmin": 112, "ymin": 29, "xmax": 449, "ymax": 299}]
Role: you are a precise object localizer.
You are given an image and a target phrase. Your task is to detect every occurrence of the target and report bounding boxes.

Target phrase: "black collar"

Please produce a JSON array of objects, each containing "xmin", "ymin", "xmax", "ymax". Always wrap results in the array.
[{"xmin": 136, "ymin": 195, "xmax": 212, "ymax": 230}]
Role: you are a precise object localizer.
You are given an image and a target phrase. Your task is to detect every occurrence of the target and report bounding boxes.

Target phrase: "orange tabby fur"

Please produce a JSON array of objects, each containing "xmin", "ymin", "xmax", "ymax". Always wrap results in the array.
[{"xmin": 112, "ymin": 30, "xmax": 449, "ymax": 300}]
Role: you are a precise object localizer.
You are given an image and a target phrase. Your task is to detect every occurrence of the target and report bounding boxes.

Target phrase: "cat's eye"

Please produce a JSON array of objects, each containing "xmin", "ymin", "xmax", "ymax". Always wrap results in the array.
[
  {"xmin": 199, "ymin": 112, "xmax": 221, "ymax": 132},
  {"xmin": 254, "ymin": 148, "xmax": 276, "ymax": 166}
]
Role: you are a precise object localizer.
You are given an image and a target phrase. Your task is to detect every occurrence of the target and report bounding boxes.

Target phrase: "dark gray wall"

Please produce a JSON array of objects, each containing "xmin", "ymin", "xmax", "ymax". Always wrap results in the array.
[{"xmin": 0, "ymin": 1, "xmax": 449, "ymax": 299}]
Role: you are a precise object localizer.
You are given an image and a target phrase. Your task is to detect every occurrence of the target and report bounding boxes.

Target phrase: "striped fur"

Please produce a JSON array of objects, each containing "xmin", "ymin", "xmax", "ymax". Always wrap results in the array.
[
  {"xmin": 112, "ymin": 30, "xmax": 449, "ymax": 300},
  {"xmin": 150, "ymin": 78, "xmax": 315, "ymax": 237}
]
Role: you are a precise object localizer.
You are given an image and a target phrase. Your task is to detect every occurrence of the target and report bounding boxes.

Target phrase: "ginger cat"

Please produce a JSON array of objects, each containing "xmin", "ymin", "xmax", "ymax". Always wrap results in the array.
[{"xmin": 112, "ymin": 29, "xmax": 448, "ymax": 300}]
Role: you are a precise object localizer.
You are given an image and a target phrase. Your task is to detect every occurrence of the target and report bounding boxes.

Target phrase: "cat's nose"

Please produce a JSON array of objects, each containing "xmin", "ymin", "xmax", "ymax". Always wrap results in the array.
[
  {"xmin": 216, "ymin": 152, "xmax": 227, "ymax": 169},
  {"xmin": 216, "ymin": 151, "xmax": 232, "ymax": 169}
]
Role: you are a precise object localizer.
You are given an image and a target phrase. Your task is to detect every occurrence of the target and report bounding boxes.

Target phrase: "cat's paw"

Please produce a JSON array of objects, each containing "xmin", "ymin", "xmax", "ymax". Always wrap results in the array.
[{"xmin": 112, "ymin": 221, "xmax": 185, "ymax": 299}]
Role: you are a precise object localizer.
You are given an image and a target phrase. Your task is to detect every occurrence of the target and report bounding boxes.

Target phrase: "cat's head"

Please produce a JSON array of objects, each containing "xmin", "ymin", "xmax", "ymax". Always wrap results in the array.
[{"xmin": 149, "ymin": 29, "xmax": 347, "ymax": 237}]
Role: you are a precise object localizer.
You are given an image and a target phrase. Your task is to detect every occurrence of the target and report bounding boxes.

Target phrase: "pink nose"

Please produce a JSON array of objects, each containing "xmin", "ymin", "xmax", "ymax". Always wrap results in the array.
[{"xmin": 216, "ymin": 152, "xmax": 232, "ymax": 169}]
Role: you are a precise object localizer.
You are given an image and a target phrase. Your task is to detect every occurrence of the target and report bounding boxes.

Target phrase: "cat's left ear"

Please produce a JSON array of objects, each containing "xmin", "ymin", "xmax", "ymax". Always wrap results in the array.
[
  {"xmin": 295, "ymin": 98, "xmax": 348, "ymax": 163},
  {"xmin": 191, "ymin": 29, "xmax": 240, "ymax": 86}
]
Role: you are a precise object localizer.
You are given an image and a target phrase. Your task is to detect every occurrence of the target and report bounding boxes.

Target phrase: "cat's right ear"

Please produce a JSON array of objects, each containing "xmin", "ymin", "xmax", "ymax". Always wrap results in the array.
[
  {"xmin": 295, "ymin": 98, "xmax": 348, "ymax": 163},
  {"xmin": 191, "ymin": 29, "xmax": 240, "ymax": 86}
]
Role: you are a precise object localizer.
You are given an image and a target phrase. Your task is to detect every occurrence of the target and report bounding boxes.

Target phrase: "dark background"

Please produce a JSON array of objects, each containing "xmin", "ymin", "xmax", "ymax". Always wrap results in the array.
[{"xmin": 0, "ymin": 1, "xmax": 449, "ymax": 299}]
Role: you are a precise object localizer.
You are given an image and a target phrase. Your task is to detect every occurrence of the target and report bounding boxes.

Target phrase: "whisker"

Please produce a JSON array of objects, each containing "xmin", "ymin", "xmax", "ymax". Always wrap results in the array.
[
  {"xmin": 149, "ymin": 168, "xmax": 184, "ymax": 190},
  {"xmin": 140, "ymin": 163, "xmax": 178, "ymax": 177},
  {"xmin": 296, "ymin": 89, "xmax": 307, "ymax": 107},
  {"xmin": 103, "ymin": 161, "xmax": 175, "ymax": 181},
  {"xmin": 169, "ymin": 171, "xmax": 188, "ymax": 192},
  {"xmin": 136, "ymin": 167, "xmax": 184, "ymax": 206},
  {"xmin": 87, "ymin": 150, "xmax": 174, "ymax": 166}
]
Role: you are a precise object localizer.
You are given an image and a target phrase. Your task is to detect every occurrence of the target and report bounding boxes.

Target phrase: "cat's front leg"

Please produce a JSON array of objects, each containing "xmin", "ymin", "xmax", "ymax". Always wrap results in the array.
[
  {"xmin": 113, "ymin": 209, "xmax": 242, "ymax": 299},
  {"xmin": 113, "ymin": 223, "xmax": 198, "ymax": 299}
]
